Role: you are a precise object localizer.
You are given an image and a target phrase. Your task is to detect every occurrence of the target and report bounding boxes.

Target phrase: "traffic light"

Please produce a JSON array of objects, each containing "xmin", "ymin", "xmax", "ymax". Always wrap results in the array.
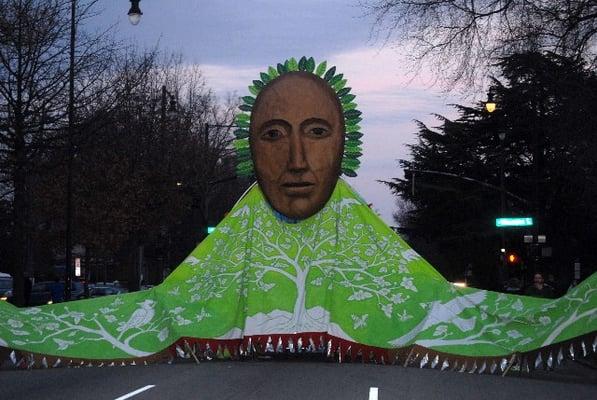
[{"xmin": 506, "ymin": 252, "xmax": 519, "ymax": 265}]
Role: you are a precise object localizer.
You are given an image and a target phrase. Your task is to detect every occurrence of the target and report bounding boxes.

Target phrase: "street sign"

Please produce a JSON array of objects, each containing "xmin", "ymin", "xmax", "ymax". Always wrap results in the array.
[
  {"xmin": 74, "ymin": 257, "xmax": 81, "ymax": 277},
  {"xmin": 495, "ymin": 217, "xmax": 533, "ymax": 227},
  {"xmin": 524, "ymin": 235, "xmax": 533, "ymax": 243}
]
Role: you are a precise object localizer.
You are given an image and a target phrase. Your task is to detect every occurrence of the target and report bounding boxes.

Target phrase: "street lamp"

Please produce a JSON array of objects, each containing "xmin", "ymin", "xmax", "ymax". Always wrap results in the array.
[
  {"xmin": 128, "ymin": 0, "xmax": 143, "ymax": 25},
  {"xmin": 485, "ymin": 92, "xmax": 496, "ymax": 113},
  {"xmin": 489, "ymin": 93, "xmax": 509, "ymax": 288},
  {"xmin": 64, "ymin": 0, "xmax": 78, "ymax": 300}
]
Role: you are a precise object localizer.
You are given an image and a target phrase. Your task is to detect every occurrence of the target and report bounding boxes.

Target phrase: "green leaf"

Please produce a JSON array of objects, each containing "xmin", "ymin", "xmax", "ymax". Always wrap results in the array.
[
  {"xmin": 248, "ymin": 85, "xmax": 260, "ymax": 96},
  {"xmin": 346, "ymin": 116, "xmax": 362, "ymax": 125},
  {"xmin": 343, "ymin": 102, "xmax": 357, "ymax": 111},
  {"xmin": 288, "ymin": 57, "xmax": 299, "ymax": 71},
  {"xmin": 344, "ymin": 109, "xmax": 362, "ymax": 119},
  {"xmin": 298, "ymin": 56, "xmax": 307, "ymax": 71},
  {"xmin": 329, "ymin": 73, "xmax": 344, "ymax": 86},
  {"xmin": 342, "ymin": 158, "xmax": 361, "ymax": 169},
  {"xmin": 346, "ymin": 131, "xmax": 363, "ymax": 140},
  {"xmin": 236, "ymin": 147, "xmax": 251, "ymax": 158},
  {"xmin": 345, "ymin": 139, "xmax": 363, "ymax": 148},
  {"xmin": 234, "ymin": 138, "xmax": 250, "ymax": 149},
  {"xmin": 234, "ymin": 128, "xmax": 249, "ymax": 139},
  {"xmin": 260, "ymin": 72, "xmax": 271, "ymax": 84},
  {"xmin": 337, "ymin": 87, "xmax": 351, "ymax": 97},
  {"xmin": 277, "ymin": 63, "xmax": 286, "ymax": 75},
  {"xmin": 234, "ymin": 113, "xmax": 250, "ymax": 122},
  {"xmin": 315, "ymin": 61, "xmax": 327, "ymax": 76},
  {"xmin": 344, "ymin": 144, "xmax": 362, "ymax": 153},
  {"xmin": 236, "ymin": 159, "xmax": 253, "ymax": 168},
  {"xmin": 334, "ymin": 79, "xmax": 347, "ymax": 91},
  {"xmin": 235, "ymin": 119, "xmax": 249, "ymax": 128},
  {"xmin": 253, "ymin": 80, "xmax": 264, "ymax": 89},
  {"xmin": 268, "ymin": 66, "xmax": 279, "ymax": 80},
  {"xmin": 324, "ymin": 66, "xmax": 336, "ymax": 81},
  {"xmin": 237, "ymin": 159, "xmax": 253, "ymax": 168},
  {"xmin": 346, "ymin": 124, "xmax": 361, "ymax": 133},
  {"xmin": 238, "ymin": 104, "xmax": 252, "ymax": 112},
  {"xmin": 242, "ymin": 96, "xmax": 255, "ymax": 105},
  {"xmin": 342, "ymin": 168, "xmax": 357, "ymax": 177},
  {"xmin": 344, "ymin": 150, "xmax": 362, "ymax": 158},
  {"xmin": 236, "ymin": 161, "xmax": 254, "ymax": 176},
  {"xmin": 306, "ymin": 57, "xmax": 315, "ymax": 72},
  {"xmin": 341, "ymin": 94, "xmax": 356, "ymax": 104}
]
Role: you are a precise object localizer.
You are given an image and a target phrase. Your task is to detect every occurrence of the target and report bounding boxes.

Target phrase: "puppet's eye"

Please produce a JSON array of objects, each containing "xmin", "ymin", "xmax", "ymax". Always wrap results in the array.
[
  {"xmin": 310, "ymin": 127, "xmax": 328, "ymax": 136},
  {"xmin": 262, "ymin": 129, "xmax": 282, "ymax": 140}
]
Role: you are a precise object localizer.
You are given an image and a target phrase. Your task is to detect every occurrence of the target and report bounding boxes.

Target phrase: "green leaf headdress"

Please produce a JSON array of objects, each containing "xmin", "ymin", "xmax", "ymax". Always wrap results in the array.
[{"xmin": 232, "ymin": 56, "xmax": 363, "ymax": 178}]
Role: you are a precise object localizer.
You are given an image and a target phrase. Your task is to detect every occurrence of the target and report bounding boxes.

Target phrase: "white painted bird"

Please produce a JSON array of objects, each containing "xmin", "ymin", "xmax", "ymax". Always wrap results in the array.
[
  {"xmin": 117, "ymin": 299, "xmax": 155, "ymax": 333},
  {"xmin": 184, "ymin": 256, "xmax": 200, "ymax": 266}
]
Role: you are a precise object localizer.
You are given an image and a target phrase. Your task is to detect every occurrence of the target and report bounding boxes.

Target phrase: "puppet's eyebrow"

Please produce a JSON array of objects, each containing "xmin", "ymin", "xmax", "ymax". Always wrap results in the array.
[
  {"xmin": 300, "ymin": 118, "xmax": 332, "ymax": 130},
  {"xmin": 258, "ymin": 119, "xmax": 291, "ymax": 132}
]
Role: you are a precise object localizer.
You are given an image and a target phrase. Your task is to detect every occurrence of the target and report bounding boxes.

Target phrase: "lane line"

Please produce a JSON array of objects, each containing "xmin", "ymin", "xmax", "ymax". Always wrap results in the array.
[
  {"xmin": 114, "ymin": 385, "xmax": 156, "ymax": 400},
  {"xmin": 369, "ymin": 387, "xmax": 379, "ymax": 400}
]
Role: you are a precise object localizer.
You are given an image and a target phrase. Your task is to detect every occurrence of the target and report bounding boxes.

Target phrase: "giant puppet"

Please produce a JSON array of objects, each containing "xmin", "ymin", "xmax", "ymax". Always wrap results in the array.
[{"xmin": 0, "ymin": 57, "xmax": 596, "ymax": 373}]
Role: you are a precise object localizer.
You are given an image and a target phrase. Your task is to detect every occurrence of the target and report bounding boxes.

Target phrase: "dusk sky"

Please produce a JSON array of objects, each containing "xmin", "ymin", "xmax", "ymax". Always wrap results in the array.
[{"xmin": 95, "ymin": 1, "xmax": 463, "ymax": 224}]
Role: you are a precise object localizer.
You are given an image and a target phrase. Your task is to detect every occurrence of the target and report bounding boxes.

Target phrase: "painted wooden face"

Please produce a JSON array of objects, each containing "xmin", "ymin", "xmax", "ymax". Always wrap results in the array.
[{"xmin": 250, "ymin": 72, "xmax": 345, "ymax": 219}]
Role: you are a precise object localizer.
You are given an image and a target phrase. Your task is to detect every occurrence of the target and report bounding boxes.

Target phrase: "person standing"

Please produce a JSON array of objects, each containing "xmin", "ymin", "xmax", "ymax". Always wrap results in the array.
[{"xmin": 525, "ymin": 273, "xmax": 555, "ymax": 298}]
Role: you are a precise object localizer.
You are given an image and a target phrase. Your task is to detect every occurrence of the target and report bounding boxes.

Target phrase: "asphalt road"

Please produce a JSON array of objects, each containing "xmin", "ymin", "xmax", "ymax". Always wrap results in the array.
[{"xmin": 0, "ymin": 359, "xmax": 595, "ymax": 400}]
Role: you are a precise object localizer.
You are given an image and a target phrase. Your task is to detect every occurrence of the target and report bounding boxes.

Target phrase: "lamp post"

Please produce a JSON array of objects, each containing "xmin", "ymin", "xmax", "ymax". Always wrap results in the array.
[
  {"xmin": 484, "ymin": 93, "xmax": 503, "ymax": 216},
  {"xmin": 64, "ymin": 0, "xmax": 77, "ymax": 301},
  {"xmin": 128, "ymin": 0, "xmax": 143, "ymax": 25},
  {"xmin": 486, "ymin": 92, "xmax": 508, "ymax": 287},
  {"xmin": 65, "ymin": 1, "xmax": 137, "ymax": 300}
]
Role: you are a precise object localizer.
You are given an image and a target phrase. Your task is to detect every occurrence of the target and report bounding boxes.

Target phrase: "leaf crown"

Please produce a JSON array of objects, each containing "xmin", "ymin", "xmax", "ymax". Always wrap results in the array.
[{"xmin": 233, "ymin": 56, "xmax": 363, "ymax": 178}]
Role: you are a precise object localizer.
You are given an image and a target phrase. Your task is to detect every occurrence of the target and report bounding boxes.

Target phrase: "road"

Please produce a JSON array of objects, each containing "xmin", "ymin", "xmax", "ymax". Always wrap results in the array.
[{"xmin": 0, "ymin": 359, "xmax": 595, "ymax": 400}]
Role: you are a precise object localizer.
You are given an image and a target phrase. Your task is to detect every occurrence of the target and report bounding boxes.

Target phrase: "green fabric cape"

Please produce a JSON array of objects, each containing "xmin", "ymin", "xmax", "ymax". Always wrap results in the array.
[{"xmin": 1, "ymin": 180, "xmax": 596, "ymax": 368}]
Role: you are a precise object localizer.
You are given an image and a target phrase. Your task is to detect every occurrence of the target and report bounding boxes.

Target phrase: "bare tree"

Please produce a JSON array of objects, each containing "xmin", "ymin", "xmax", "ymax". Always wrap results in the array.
[
  {"xmin": 363, "ymin": 0, "xmax": 597, "ymax": 90},
  {"xmin": 51, "ymin": 54, "xmax": 242, "ymax": 291},
  {"xmin": 0, "ymin": 0, "xmax": 121, "ymax": 305}
]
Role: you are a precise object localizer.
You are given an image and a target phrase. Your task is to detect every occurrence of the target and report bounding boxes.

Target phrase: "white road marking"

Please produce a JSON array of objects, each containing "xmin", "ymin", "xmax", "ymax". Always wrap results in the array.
[
  {"xmin": 114, "ymin": 385, "xmax": 156, "ymax": 400},
  {"xmin": 369, "ymin": 387, "xmax": 379, "ymax": 400}
]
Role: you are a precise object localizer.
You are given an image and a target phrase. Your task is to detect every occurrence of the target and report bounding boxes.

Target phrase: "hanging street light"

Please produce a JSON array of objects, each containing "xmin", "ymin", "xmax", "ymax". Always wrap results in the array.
[
  {"xmin": 485, "ymin": 92, "xmax": 496, "ymax": 113},
  {"xmin": 128, "ymin": 0, "xmax": 143, "ymax": 25}
]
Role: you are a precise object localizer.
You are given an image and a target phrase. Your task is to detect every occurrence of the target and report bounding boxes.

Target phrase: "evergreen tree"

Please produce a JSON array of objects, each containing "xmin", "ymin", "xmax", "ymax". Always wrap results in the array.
[{"xmin": 385, "ymin": 52, "xmax": 597, "ymax": 289}]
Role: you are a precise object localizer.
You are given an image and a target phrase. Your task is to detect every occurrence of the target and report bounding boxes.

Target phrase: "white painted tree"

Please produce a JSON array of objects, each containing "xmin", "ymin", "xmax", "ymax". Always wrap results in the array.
[{"xmin": 182, "ymin": 198, "xmax": 423, "ymax": 336}]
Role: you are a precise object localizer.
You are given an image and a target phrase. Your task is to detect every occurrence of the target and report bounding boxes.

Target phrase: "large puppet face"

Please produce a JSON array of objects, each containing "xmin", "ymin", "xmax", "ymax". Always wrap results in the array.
[{"xmin": 250, "ymin": 72, "xmax": 345, "ymax": 219}]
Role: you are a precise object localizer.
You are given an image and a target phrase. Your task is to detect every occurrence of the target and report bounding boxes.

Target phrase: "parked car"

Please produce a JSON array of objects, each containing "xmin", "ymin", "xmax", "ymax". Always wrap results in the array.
[
  {"xmin": 0, "ymin": 272, "xmax": 12, "ymax": 301},
  {"xmin": 89, "ymin": 285, "xmax": 124, "ymax": 297},
  {"xmin": 29, "ymin": 281, "xmax": 53, "ymax": 306},
  {"xmin": 1, "ymin": 277, "xmax": 87, "ymax": 304},
  {"xmin": 71, "ymin": 281, "xmax": 86, "ymax": 299}
]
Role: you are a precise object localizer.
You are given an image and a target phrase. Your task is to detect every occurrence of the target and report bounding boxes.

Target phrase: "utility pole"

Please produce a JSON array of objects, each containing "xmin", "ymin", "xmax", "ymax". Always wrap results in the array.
[
  {"xmin": 203, "ymin": 123, "xmax": 210, "ymax": 228},
  {"xmin": 65, "ymin": 0, "xmax": 76, "ymax": 301}
]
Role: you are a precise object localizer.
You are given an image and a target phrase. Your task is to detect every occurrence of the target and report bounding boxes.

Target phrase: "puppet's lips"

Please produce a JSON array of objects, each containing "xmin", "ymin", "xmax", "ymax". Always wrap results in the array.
[
  {"xmin": 281, "ymin": 182, "xmax": 314, "ymax": 188},
  {"xmin": 281, "ymin": 181, "xmax": 315, "ymax": 195}
]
